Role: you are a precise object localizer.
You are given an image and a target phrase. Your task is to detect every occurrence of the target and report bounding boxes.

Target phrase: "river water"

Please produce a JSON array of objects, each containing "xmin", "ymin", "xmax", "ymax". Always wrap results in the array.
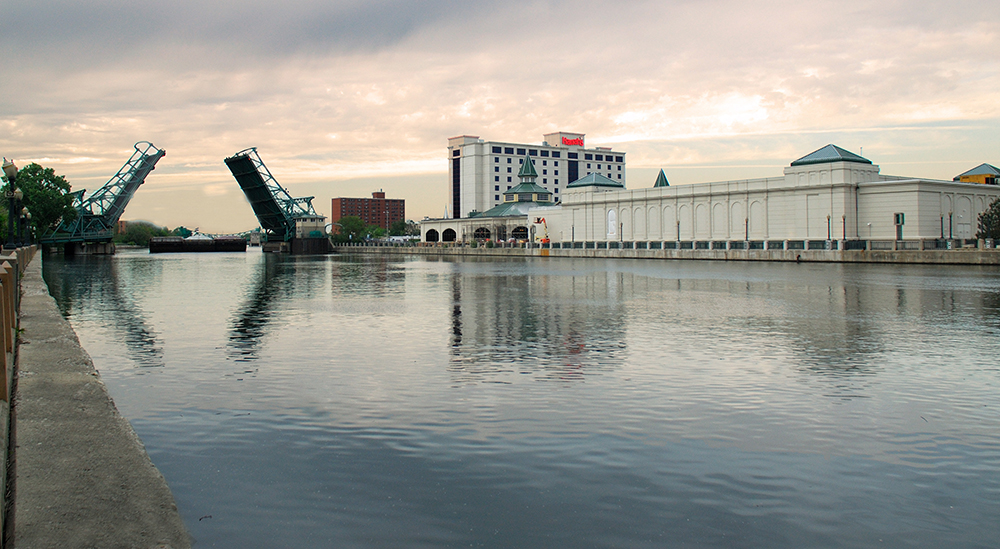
[{"xmin": 42, "ymin": 249, "xmax": 1000, "ymax": 548}]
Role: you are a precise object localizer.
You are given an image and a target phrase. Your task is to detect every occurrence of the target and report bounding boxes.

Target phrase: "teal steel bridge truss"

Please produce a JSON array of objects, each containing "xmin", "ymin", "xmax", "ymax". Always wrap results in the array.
[
  {"xmin": 42, "ymin": 141, "xmax": 166, "ymax": 244},
  {"xmin": 224, "ymin": 148, "xmax": 321, "ymax": 242}
]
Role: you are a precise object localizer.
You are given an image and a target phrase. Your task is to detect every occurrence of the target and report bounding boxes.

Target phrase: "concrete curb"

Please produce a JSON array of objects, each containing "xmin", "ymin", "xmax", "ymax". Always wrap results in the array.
[{"xmin": 14, "ymin": 256, "xmax": 190, "ymax": 548}]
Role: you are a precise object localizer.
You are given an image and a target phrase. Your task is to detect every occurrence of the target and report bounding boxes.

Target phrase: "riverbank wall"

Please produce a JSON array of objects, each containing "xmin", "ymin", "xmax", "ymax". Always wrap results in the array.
[
  {"xmin": 1, "ymin": 247, "xmax": 34, "ymax": 547},
  {"xmin": 333, "ymin": 241, "xmax": 1000, "ymax": 265},
  {"xmin": 10, "ymin": 252, "xmax": 190, "ymax": 548}
]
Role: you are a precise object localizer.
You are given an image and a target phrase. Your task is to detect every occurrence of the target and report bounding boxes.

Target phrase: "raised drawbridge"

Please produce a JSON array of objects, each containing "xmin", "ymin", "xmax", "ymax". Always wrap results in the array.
[
  {"xmin": 224, "ymin": 147, "xmax": 324, "ymax": 242},
  {"xmin": 43, "ymin": 141, "xmax": 166, "ymax": 244}
]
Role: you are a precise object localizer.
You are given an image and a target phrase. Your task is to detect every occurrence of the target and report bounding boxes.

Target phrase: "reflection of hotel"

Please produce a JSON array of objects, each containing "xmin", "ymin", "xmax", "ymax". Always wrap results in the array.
[
  {"xmin": 448, "ymin": 132, "xmax": 626, "ymax": 219},
  {"xmin": 424, "ymin": 143, "xmax": 1000, "ymax": 244}
]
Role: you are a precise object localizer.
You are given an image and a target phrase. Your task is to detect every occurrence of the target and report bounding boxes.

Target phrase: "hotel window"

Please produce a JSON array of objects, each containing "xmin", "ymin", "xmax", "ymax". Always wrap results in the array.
[
  {"xmin": 555, "ymin": 179, "xmax": 559, "ymax": 184},
  {"xmin": 616, "ymin": 156, "xmax": 623, "ymax": 162},
  {"xmin": 495, "ymin": 195, "xmax": 500, "ymax": 201},
  {"xmin": 596, "ymin": 155, "xmax": 603, "ymax": 161},
  {"xmin": 495, "ymin": 157, "xmax": 499, "ymax": 162},
  {"xmin": 495, "ymin": 185, "xmax": 500, "ymax": 190},
  {"xmin": 585, "ymin": 154, "xmax": 593, "ymax": 160},
  {"xmin": 555, "ymin": 188, "xmax": 559, "ymax": 193},
  {"xmin": 617, "ymin": 174, "xmax": 622, "ymax": 179},
  {"xmin": 552, "ymin": 152, "xmax": 561, "ymax": 158},
  {"xmin": 543, "ymin": 178, "xmax": 547, "ymax": 183},
  {"xmin": 568, "ymin": 152, "xmax": 578, "ymax": 159},
  {"xmin": 494, "ymin": 166, "xmax": 499, "ymax": 172},
  {"xmin": 507, "ymin": 177, "xmax": 512, "ymax": 182},
  {"xmin": 555, "ymin": 170, "xmax": 559, "ymax": 175},
  {"xmin": 597, "ymin": 164, "xmax": 601, "ymax": 169},
  {"xmin": 541, "ymin": 150, "xmax": 549, "ymax": 157},
  {"xmin": 507, "ymin": 185, "xmax": 511, "ymax": 189},
  {"xmin": 519, "ymin": 159, "xmax": 523, "ymax": 164},
  {"xmin": 453, "ymin": 150, "xmax": 460, "ymax": 156},
  {"xmin": 543, "ymin": 169, "xmax": 547, "ymax": 175},
  {"xmin": 542, "ymin": 160, "xmax": 547, "ymax": 166},
  {"xmin": 507, "ymin": 167, "xmax": 511, "ymax": 173},
  {"xmin": 617, "ymin": 165, "xmax": 621, "ymax": 170},
  {"xmin": 492, "ymin": 146, "xmax": 501, "ymax": 153},
  {"xmin": 529, "ymin": 149, "xmax": 537, "ymax": 156},
  {"xmin": 494, "ymin": 176, "xmax": 499, "ymax": 182},
  {"xmin": 505, "ymin": 147, "xmax": 514, "ymax": 154},
  {"xmin": 507, "ymin": 158, "xmax": 512, "ymax": 163},
  {"xmin": 517, "ymin": 148, "xmax": 526, "ymax": 155},
  {"xmin": 554, "ymin": 161, "xmax": 559, "ymax": 166},
  {"xmin": 587, "ymin": 163, "xmax": 591, "ymax": 168}
]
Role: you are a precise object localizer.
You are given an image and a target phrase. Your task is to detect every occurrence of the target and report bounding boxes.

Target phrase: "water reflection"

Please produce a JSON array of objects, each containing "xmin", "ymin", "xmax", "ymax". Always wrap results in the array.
[
  {"xmin": 39, "ymin": 254, "xmax": 1000, "ymax": 549},
  {"xmin": 42, "ymin": 254, "xmax": 164, "ymax": 367},
  {"xmin": 228, "ymin": 254, "xmax": 287, "ymax": 362},
  {"xmin": 444, "ymin": 259, "xmax": 628, "ymax": 384}
]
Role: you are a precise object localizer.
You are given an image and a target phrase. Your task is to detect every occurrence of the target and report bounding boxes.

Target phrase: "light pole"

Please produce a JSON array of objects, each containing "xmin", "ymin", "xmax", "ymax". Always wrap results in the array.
[
  {"xmin": 2, "ymin": 158, "xmax": 19, "ymax": 249},
  {"xmin": 20, "ymin": 206, "xmax": 29, "ymax": 246}
]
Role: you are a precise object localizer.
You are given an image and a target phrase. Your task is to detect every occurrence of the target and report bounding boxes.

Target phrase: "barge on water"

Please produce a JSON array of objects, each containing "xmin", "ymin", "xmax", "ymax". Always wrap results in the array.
[{"xmin": 149, "ymin": 235, "xmax": 247, "ymax": 253}]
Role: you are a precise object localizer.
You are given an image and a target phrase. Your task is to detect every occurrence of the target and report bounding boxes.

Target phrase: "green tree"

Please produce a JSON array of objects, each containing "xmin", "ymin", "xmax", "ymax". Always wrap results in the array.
[
  {"xmin": 389, "ymin": 219, "xmax": 408, "ymax": 236},
  {"xmin": 977, "ymin": 198, "xmax": 1000, "ymax": 240},
  {"xmin": 172, "ymin": 226, "xmax": 193, "ymax": 238},
  {"xmin": 334, "ymin": 216, "xmax": 367, "ymax": 242},
  {"xmin": 1, "ymin": 162, "xmax": 78, "ymax": 237},
  {"xmin": 113, "ymin": 221, "xmax": 170, "ymax": 246}
]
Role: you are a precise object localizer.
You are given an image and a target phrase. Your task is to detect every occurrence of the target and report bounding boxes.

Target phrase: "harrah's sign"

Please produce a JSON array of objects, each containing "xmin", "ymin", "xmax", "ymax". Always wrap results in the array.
[{"xmin": 562, "ymin": 137, "xmax": 584, "ymax": 146}]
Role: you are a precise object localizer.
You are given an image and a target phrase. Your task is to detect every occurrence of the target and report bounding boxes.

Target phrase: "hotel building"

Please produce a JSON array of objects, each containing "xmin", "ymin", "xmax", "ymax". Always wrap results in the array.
[
  {"xmin": 423, "ymin": 144, "xmax": 1000, "ymax": 245},
  {"xmin": 447, "ymin": 132, "xmax": 626, "ymax": 219}
]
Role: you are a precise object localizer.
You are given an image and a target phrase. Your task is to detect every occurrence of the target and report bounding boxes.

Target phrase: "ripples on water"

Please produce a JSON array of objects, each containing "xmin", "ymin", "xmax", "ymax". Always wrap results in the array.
[{"xmin": 42, "ymin": 250, "xmax": 1000, "ymax": 548}]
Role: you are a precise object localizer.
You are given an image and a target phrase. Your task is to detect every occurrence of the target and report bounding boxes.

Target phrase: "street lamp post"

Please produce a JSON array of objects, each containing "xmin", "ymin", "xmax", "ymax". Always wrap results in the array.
[
  {"xmin": 2, "ymin": 158, "xmax": 19, "ymax": 249},
  {"xmin": 20, "ymin": 206, "xmax": 29, "ymax": 246}
]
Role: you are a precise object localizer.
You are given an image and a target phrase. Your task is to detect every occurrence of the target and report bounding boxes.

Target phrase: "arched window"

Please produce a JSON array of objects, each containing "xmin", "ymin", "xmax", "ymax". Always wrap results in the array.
[
  {"xmin": 474, "ymin": 227, "xmax": 491, "ymax": 240},
  {"xmin": 425, "ymin": 229, "xmax": 439, "ymax": 242},
  {"xmin": 511, "ymin": 226, "xmax": 528, "ymax": 240},
  {"xmin": 442, "ymin": 228, "xmax": 457, "ymax": 242}
]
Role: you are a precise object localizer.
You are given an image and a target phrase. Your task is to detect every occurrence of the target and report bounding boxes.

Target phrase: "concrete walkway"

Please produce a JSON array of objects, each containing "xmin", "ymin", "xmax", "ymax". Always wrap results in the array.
[{"xmin": 14, "ymin": 256, "xmax": 189, "ymax": 548}]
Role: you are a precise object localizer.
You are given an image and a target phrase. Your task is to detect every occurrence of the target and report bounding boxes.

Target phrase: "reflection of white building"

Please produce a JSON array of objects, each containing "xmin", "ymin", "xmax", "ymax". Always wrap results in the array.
[{"xmin": 423, "ymin": 144, "xmax": 1000, "ymax": 244}]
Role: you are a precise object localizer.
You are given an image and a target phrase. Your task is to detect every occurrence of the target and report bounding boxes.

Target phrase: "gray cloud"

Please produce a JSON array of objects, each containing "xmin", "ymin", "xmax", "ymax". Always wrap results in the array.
[{"xmin": 1, "ymin": 0, "xmax": 998, "ymax": 231}]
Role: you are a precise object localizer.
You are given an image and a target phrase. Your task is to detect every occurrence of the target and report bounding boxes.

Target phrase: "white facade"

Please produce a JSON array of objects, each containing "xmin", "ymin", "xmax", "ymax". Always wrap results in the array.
[
  {"xmin": 423, "ymin": 146, "xmax": 1000, "ymax": 244},
  {"xmin": 447, "ymin": 132, "xmax": 626, "ymax": 219}
]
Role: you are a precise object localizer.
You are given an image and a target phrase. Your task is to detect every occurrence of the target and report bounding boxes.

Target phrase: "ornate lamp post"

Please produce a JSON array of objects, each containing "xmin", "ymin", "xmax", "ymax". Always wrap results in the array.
[
  {"xmin": 20, "ymin": 206, "xmax": 29, "ymax": 246},
  {"xmin": 2, "ymin": 158, "xmax": 20, "ymax": 249}
]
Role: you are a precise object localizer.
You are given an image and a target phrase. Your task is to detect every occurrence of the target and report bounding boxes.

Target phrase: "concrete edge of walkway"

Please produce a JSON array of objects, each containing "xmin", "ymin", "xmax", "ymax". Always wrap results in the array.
[{"xmin": 14, "ymin": 255, "xmax": 190, "ymax": 549}]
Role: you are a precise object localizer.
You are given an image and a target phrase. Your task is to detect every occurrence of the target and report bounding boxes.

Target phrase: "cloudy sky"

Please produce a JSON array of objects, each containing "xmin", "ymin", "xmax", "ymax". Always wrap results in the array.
[{"xmin": 2, "ymin": 0, "xmax": 998, "ymax": 233}]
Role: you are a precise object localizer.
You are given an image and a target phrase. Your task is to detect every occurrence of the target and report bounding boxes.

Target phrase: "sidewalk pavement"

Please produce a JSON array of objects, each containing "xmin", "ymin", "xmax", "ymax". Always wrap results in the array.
[{"xmin": 14, "ymin": 255, "xmax": 190, "ymax": 548}]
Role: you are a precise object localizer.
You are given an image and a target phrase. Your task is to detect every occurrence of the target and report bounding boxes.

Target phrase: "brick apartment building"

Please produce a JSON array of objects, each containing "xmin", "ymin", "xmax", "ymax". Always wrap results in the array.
[{"xmin": 331, "ymin": 191, "xmax": 405, "ymax": 231}]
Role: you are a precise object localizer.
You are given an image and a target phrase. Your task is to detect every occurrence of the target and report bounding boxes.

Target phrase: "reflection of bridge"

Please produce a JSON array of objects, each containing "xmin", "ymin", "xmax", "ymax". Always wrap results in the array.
[
  {"xmin": 224, "ymin": 148, "xmax": 327, "ymax": 252},
  {"xmin": 42, "ymin": 142, "xmax": 165, "ymax": 249}
]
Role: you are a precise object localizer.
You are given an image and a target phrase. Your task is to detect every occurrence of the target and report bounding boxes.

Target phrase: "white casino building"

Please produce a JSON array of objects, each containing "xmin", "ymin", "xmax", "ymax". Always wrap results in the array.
[
  {"xmin": 448, "ymin": 132, "xmax": 626, "ymax": 219},
  {"xmin": 424, "ymin": 140, "xmax": 1000, "ymax": 246}
]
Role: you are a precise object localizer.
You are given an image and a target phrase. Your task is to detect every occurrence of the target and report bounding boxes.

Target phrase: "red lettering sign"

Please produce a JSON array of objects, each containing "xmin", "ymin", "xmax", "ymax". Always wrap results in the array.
[{"xmin": 562, "ymin": 137, "xmax": 584, "ymax": 146}]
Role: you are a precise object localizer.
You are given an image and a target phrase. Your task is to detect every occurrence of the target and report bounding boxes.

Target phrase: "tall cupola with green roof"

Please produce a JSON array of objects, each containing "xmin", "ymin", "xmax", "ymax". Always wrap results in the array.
[{"xmin": 502, "ymin": 155, "xmax": 552, "ymax": 204}]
